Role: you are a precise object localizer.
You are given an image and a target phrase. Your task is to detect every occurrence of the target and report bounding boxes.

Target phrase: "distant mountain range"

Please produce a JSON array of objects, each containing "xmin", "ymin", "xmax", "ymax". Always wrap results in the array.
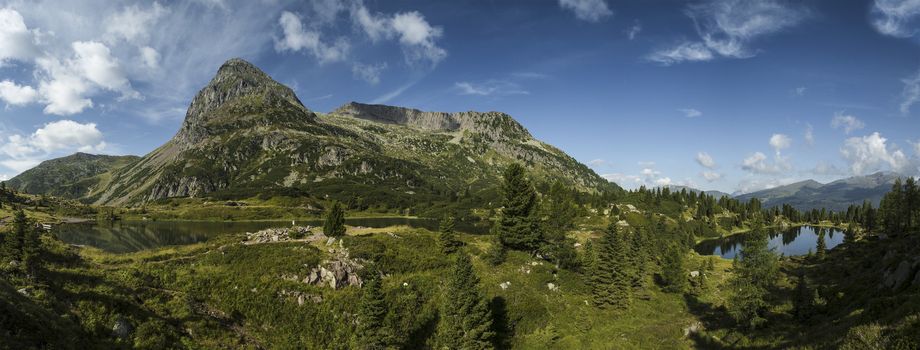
[
  {"xmin": 734, "ymin": 172, "xmax": 901, "ymax": 211},
  {"xmin": 665, "ymin": 185, "xmax": 731, "ymax": 199},
  {"xmin": 3, "ymin": 58, "xmax": 617, "ymax": 210}
]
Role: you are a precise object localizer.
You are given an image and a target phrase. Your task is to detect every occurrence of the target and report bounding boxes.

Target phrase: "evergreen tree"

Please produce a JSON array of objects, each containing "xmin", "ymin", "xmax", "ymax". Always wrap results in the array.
[
  {"xmin": 793, "ymin": 272, "xmax": 813, "ymax": 321},
  {"xmin": 815, "ymin": 229, "xmax": 826, "ymax": 260},
  {"xmin": 437, "ymin": 254, "xmax": 494, "ymax": 349},
  {"xmin": 354, "ymin": 277, "xmax": 389, "ymax": 350},
  {"xmin": 3, "ymin": 209, "xmax": 28, "ymax": 262},
  {"xmin": 323, "ymin": 202, "xmax": 346, "ymax": 238},
  {"xmin": 591, "ymin": 224, "xmax": 631, "ymax": 309},
  {"xmin": 844, "ymin": 222, "xmax": 861, "ymax": 244},
  {"xmin": 726, "ymin": 217, "xmax": 777, "ymax": 329},
  {"xmin": 627, "ymin": 228, "xmax": 649, "ymax": 288},
  {"xmin": 438, "ymin": 216, "xmax": 461, "ymax": 254},
  {"xmin": 497, "ymin": 164, "xmax": 542, "ymax": 251},
  {"xmin": 661, "ymin": 245, "xmax": 689, "ymax": 293}
]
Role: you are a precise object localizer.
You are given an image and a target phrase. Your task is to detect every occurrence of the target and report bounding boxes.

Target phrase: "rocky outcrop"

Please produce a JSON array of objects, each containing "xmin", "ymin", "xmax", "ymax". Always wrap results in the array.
[
  {"xmin": 174, "ymin": 58, "xmax": 316, "ymax": 148},
  {"xmin": 881, "ymin": 257, "xmax": 920, "ymax": 290},
  {"xmin": 244, "ymin": 226, "xmax": 315, "ymax": 244},
  {"xmin": 333, "ymin": 101, "xmax": 532, "ymax": 141}
]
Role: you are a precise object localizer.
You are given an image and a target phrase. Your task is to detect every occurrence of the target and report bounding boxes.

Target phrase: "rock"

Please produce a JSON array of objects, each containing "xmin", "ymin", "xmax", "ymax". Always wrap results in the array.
[
  {"xmin": 883, "ymin": 261, "xmax": 915, "ymax": 290},
  {"xmin": 547, "ymin": 283, "xmax": 559, "ymax": 292},
  {"xmin": 16, "ymin": 287, "xmax": 31, "ymax": 297},
  {"xmin": 112, "ymin": 317, "xmax": 132, "ymax": 340},
  {"xmin": 304, "ymin": 258, "xmax": 364, "ymax": 290},
  {"xmin": 573, "ymin": 242, "xmax": 582, "ymax": 248},
  {"xmin": 8, "ymin": 260, "xmax": 19, "ymax": 268},
  {"xmin": 499, "ymin": 281, "xmax": 511, "ymax": 290},
  {"xmin": 689, "ymin": 271, "xmax": 700, "ymax": 278},
  {"xmin": 683, "ymin": 321, "xmax": 703, "ymax": 337},
  {"xmin": 244, "ymin": 226, "xmax": 313, "ymax": 244}
]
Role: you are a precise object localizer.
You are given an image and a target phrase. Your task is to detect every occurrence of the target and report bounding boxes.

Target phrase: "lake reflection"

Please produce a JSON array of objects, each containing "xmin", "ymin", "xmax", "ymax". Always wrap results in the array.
[
  {"xmin": 694, "ymin": 226, "xmax": 844, "ymax": 259},
  {"xmin": 54, "ymin": 217, "xmax": 489, "ymax": 253}
]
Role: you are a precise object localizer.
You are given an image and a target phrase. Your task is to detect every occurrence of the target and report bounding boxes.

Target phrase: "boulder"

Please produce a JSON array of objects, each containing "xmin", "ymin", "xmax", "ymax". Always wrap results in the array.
[
  {"xmin": 111, "ymin": 317, "xmax": 132, "ymax": 340},
  {"xmin": 499, "ymin": 281, "xmax": 511, "ymax": 290},
  {"xmin": 547, "ymin": 283, "xmax": 559, "ymax": 292},
  {"xmin": 882, "ymin": 260, "xmax": 915, "ymax": 290},
  {"xmin": 683, "ymin": 321, "xmax": 703, "ymax": 337},
  {"xmin": 689, "ymin": 271, "xmax": 700, "ymax": 278}
]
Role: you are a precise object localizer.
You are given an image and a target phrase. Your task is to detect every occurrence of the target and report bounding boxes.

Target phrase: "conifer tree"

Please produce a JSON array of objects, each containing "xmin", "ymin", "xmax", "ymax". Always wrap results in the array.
[
  {"xmin": 354, "ymin": 277, "xmax": 389, "ymax": 350},
  {"xmin": 661, "ymin": 245, "xmax": 689, "ymax": 293},
  {"xmin": 3, "ymin": 209, "xmax": 28, "ymax": 262},
  {"xmin": 793, "ymin": 272, "xmax": 813, "ymax": 321},
  {"xmin": 323, "ymin": 201, "xmax": 346, "ymax": 238},
  {"xmin": 627, "ymin": 228, "xmax": 649, "ymax": 288},
  {"xmin": 439, "ymin": 215, "xmax": 461, "ymax": 254},
  {"xmin": 591, "ymin": 224, "xmax": 631, "ymax": 309},
  {"xmin": 497, "ymin": 164, "xmax": 542, "ymax": 251},
  {"xmin": 437, "ymin": 253, "xmax": 494, "ymax": 349},
  {"xmin": 815, "ymin": 229, "xmax": 826, "ymax": 260},
  {"xmin": 726, "ymin": 217, "xmax": 777, "ymax": 329}
]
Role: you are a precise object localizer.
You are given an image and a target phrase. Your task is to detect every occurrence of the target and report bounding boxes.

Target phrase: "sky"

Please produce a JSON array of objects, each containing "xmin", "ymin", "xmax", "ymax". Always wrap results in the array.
[{"xmin": 0, "ymin": 0, "xmax": 919, "ymax": 194}]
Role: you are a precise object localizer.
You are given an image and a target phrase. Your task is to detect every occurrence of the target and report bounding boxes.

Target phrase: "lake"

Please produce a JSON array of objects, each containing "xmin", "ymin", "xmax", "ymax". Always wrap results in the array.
[
  {"xmin": 53, "ymin": 217, "xmax": 490, "ymax": 253},
  {"xmin": 694, "ymin": 226, "xmax": 846, "ymax": 259}
]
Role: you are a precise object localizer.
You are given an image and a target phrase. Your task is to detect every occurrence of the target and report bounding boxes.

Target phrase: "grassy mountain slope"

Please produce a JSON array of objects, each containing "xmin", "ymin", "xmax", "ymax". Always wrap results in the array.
[
  {"xmin": 18, "ymin": 59, "xmax": 615, "ymax": 215},
  {"xmin": 4, "ymin": 153, "xmax": 138, "ymax": 198}
]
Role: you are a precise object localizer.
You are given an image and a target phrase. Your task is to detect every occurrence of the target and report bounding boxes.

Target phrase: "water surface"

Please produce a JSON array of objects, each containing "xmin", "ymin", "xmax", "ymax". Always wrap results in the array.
[
  {"xmin": 694, "ymin": 226, "xmax": 845, "ymax": 259},
  {"xmin": 53, "ymin": 217, "xmax": 489, "ymax": 253}
]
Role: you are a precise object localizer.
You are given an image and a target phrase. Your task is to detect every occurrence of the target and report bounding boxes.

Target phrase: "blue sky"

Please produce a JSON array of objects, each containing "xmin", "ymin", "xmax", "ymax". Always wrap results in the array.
[{"xmin": 0, "ymin": 0, "xmax": 919, "ymax": 194}]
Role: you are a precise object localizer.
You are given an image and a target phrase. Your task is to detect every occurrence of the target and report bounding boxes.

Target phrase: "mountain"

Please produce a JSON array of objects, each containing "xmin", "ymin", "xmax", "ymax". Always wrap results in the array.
[
  {"xmin": 734, "ymin": 172, "xmax": 900, "ymax": 211},
  {"xmin": 12, "ymin": 58, "xmax": 616, "ymax": 212},
  {"xmin": 3, "ymin": 153, "xmax": 139, "ymax": 198},
  {"xmin": 665, "ymin": 185, "xmax": 731, "ymax": 198}
]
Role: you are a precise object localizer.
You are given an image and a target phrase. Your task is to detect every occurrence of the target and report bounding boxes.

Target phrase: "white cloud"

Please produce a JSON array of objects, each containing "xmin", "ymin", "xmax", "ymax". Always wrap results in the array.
[
  {"xmin": 794, "ymin": 86, "xmax": 807, "ymax": 96},
  {"xmin": 0, "ymin": 80, "xmax": 39, "ymax": 106},
  {"xmin": 647, "ymin": 42, "xmax": 714, "ymax": 65},
  {"xmin": 588, "ymin": 158, "xmax": 608, "ymax": 167},
  {"xmin": 627, "ymin": 22, "xmax": 642, "ymax": 40},
  {"xmin": 655, "ymin": 177, "xmax": 673, "ymax": 186},
  {"xmin": 71, "ymin": 41, "xmax": 138, "ymax": 99},
  {"xmin": 455, "ymin": 80, "xmax": 529, "ymax": 96},
  {"xmin": 104, "ymin": 2, "xmax": 167, "ymax": 44},
  {"xmin": 601, "ymin": 163, "xmax": 678, "ymax": 189},
  {"xmin": 811, "ymin": 161, "xmax": 847, "ymax": 176},
  {"xmin": 769, "ymin": 133, "xmax": 791, "ymax": 153},
  {"xmin": 871, "ymin": 0, "xmax": 920, "ymax": 37},
  {"xmin": 139, "ymin": 46, "xmax": 160, "ymax": 69},
  {"xmin": 901, "ymin": 68, "xmax": 920, "ymax": 114},
  {"xmin": 696, "ymin": 152, "xmax": 716, "ymax": 169},
  {"xmin": 830, "ymin": 113, "xmax": 866, "ymax": 134},
  {"xmin": 0, "ymin": 8, "xmax": 39, "ymax": 64},
  {"xmin": 352, "ymin": 62, "xmax": 387, "ymax": 85},
  {"xmin": 349, "ymin": 4, "xmax": 447, "ymax": 66},
  {"xmin": 841, "ymin": 132, "xmax": 912, "ymax": 175},
  {"xmin": 679, "ymin": 108, "xmax": 702, "ymax": 118},
  {"xmin": 311, "ymin": 0, "xmax": 346, "ymax": 24},
  {"xmin": 735, "ymin": 177, "xmax": 796, "ymax": 194},
  {"xmin": 559, "ymin": 0, "xmax": 612, "ymax": 23},
  {"xmin": 36, "ymin": 57, "xmax": 93, "ymax": 115},
  {"xmin": 701, "ymin": 171, "xmax": 722, "ymax": 182},
  {"xmin": 0, "ymin": 120, "xmax": 107, "ymax": 174},
  {"xmin": 741, "ymin": 151, "xmax": 790, "ymax": 174},
  {"xmin": 275, "ymin": 11, "xmax": 349, "ymax": 64},
  {"xmin": 804, "ymin": 123, "xmax": 814, "ymax": 145},
  {"xmin": 648, "ymin": 0, "xmax": 806, "ymax": 65}
]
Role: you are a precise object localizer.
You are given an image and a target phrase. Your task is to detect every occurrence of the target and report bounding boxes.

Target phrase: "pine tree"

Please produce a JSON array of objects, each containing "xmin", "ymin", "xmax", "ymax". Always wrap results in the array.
[
  {"xmin": 497, "ymin": 164, "xmax": 542, "ymax": 251},
  {"xmin": 627, "ymin": 228, "xmax": 650, "ymax": 288},
  {"xmin": 591, "ymin": 224, "xmax": 631, "ymax": 309},
  {"xmin": 792, "ymin": 272, "xmax": 813, "ymax": 321},
  {"xmin": 3, "ymin": 209, "xmax": 28, "ymax": 263},
  {"xmin": 323, "ymin": 202, "xmax": 346, "ymax": 238},
  {"xmin": 439, "ymin": 216, "xmax": 461, "ymax": 254},
  {"xmin": 354, "ymin": 277, "xmax": 389, "ymax": 350},
  {"xmin": 815, "ymin": 229, "xmax": 826, "ymax": 260},
  {"xmin": 661, "ymin": 245, "xmax": 689, "ymax": 293},
  {"xmin": 437, "ymin": 253, "xmax": 494, "ymax": 349},
  {"xmin": 726, "ymin": 217, "xmax": 777, "ymax": 329}
]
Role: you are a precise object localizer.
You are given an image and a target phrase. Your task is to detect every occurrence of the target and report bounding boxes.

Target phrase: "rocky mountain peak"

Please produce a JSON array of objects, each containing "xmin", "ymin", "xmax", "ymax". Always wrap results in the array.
[
  {"xmin": 174, "ymin": 58, "xmax": 315, "ymax": 146},
  {"xmin": 332, "ymin": 101, "xmax": 532, "ymax": 140}
]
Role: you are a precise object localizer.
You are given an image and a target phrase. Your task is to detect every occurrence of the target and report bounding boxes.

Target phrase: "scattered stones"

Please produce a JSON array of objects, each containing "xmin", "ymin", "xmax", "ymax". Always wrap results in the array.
[
  {"xmin": 689, "ymin": 271, "xmax": 700, "ymax": 278},
  {"xmin": 244, "ymin": 226, "xmax": 314, "ymax": 243},
  {"xmin": 518, "ymin": 266, "xmax": 532, "ymax": 274},
  {"xmin": 16, "ymin": 287, "xmax": 31, "ymax": 297},
  {"xmin": 547, "ymin": 283, "xmax": 559, "ymax": 292},
  {"xmin": 277, "ymin": 289, "xmax": 323, "ymax": 305},
  {"xmin": 499, "ymin": 281, "xmax": 511, "ymax": 290}
]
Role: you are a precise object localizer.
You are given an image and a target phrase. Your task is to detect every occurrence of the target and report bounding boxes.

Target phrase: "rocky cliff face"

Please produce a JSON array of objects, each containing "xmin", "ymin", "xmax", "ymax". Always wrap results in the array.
[
  {"xmin": 174, "ymin": 58, "xmax": 315, "ymax": 148},
  {"xmin": 333, "ymin": 102, "xmax": 531, "ymax": 141}
]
